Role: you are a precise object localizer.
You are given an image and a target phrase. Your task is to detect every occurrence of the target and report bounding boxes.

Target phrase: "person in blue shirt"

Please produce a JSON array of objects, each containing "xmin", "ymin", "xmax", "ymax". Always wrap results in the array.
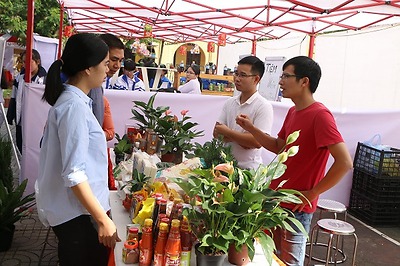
[
  {"xmin": 113, "ymin": 59, "xmax": 145, "ymax": 91},
  {"xmin": 37, "ymin": 33, "xmax": 120, "ymax": 266}
]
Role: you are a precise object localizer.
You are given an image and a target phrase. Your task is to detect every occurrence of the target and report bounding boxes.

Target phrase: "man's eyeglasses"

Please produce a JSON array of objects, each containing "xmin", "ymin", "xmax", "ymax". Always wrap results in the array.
[
  {"xmin": 233, "ymin": 71, "xmax": 257, "ymax": 78},
  {"xmin": 280, "ymin": 73, "xmax": 301, "ymax": 79}
]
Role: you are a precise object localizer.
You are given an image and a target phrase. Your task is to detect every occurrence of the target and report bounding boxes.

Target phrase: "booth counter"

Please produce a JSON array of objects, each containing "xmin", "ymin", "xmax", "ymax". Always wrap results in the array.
[
  {"xmin": 22, "ymin": 84, "xmax": 400, "ymax": 206},
  {"xmin": 110, "ymin": 191, "xmax": 285, "ymax": 266}
]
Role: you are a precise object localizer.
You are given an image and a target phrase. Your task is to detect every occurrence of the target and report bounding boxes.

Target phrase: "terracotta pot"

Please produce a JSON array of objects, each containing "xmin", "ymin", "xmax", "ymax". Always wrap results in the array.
[
  {"xmin": 161, "ymin": 150, "xmax": 183, "ymax": 164},
  {"xmin": 195, "ymin": 244, "xmax": 226, "ymax": 266},
  {"xmin": 228, "ymin": 243, "xmax": 250, "ymax": 265}
]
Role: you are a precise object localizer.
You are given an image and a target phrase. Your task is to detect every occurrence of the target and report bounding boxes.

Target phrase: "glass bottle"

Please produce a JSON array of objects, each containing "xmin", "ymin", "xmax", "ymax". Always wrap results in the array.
[
  {"xmin": 180, "ymin": 217, "xmax": 192, "ymax": 266},
  {"xmin": 139, "ymin": 218, "xmax": 153, "ymax": 266},
  {"xmin": 153, "ymin": 222, "xmax": 169, "ymax": 266},
  {"xmin": 164, "ymin": 219, "xmax": 181, "ymax": 266},
  {"xmin": 127, "ymin": 227, "xmax": 139, "ymax": 241},
  {"xmin": 122, "ymin": 240, "xmax": 139, "ymax": 264}
]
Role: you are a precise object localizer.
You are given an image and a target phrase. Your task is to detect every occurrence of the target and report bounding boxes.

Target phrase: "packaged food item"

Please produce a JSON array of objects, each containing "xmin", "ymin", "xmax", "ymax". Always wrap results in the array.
[{"xmin": 122, "ymin": 240, "xmax": 139, "ymax": 264}]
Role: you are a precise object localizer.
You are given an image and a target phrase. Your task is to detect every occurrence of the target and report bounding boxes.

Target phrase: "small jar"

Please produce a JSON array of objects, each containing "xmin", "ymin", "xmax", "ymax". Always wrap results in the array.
[
  {"xmin": 127, "ymin": 227, "xmax": 139, "ymax": 241},
  {"xmin": 122, "ymin": 240, "xmax": 139, "ymax": 264}
]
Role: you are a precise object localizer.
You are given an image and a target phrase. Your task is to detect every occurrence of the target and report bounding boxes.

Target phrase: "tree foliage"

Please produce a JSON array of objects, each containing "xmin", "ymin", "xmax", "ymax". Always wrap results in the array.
[{"xmin": 0, "ymin": 0, "xmax": 67, "ymax": 43}]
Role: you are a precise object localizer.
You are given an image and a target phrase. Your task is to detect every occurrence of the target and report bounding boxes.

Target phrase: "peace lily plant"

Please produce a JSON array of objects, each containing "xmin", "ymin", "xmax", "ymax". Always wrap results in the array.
[{"xmin": 172, "ymin": 130, "xmax": 307, "ymax": 264}]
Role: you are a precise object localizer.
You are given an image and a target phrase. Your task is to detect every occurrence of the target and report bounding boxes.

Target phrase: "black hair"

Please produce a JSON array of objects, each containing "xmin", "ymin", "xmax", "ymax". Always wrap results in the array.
[
  {"xmin": 238, "ymin": 56, "xmax": 265, "ymax": 79},
  {"xmin": 99, "ymin": 33, "xmax": 125, "ymax": 50},
  {"xmin": 124, "ymin": 59, "xmax": 136, "ymax": 71},
  {"xmin": 42, "ymin": 33, "xmax": 109, "ymax": 106},
  {"xmin": 187, "ymin": 64, "xmax": 202, "ymax": 91},
  {"xmin": 283, "ymin": 56, "xmax": 322, "ymax": 93}
]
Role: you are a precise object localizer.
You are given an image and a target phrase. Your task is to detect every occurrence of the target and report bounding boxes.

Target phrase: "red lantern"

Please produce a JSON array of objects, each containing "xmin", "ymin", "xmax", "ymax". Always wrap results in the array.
[
  {"xmin": 218, "ymin": 33, "xmax": 226, "ymax": 46},
  {"xmin": 207, "ymin": 42, "xmax": 215, "ymax": 53},
  {"xmin": 179, "ymin": 45, "xmax": 187, "ymax": 56}
]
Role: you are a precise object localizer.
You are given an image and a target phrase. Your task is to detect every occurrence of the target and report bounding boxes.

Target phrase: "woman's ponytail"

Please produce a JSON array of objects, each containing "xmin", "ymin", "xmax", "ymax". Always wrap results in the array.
[{"xmin": 42, "ymin": 59, "xmax": 64, "ymax": 106}]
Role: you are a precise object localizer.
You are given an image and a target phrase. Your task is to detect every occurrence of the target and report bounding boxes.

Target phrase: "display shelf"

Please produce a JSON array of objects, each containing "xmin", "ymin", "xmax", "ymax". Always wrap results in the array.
[
  {"xmin": 179, "ymin": 73, "xmax": 234, "ymax": 82},
  {"xmin": 201, "ymin": 90, "xmax": 234, "ymax": 97}
]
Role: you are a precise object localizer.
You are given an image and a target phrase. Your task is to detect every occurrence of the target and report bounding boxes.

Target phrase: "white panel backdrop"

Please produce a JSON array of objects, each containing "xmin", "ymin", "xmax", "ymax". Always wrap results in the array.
[{"xmin": 22, "ymin": 84, "xmax": 400, "ymax": 207}]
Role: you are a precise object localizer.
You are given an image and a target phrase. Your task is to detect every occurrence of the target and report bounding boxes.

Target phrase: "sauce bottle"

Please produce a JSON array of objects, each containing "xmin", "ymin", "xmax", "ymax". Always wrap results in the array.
[
  {"xmin": 153, "ymin": 222, "xmax": 169, "ymax": 266},
  {"xmin": 139, "ymin": 218, "xmax": 153, "ymax": 266},
  {"xmin": 164, "ymin": 219, "xmax": 181, "ymax": 266}
]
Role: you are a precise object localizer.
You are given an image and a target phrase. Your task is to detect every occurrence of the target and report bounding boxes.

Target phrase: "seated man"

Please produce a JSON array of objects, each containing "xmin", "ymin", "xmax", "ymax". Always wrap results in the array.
[{"xmin": 113, "ymin": 59, "xmax": 145, "ymax": 91}]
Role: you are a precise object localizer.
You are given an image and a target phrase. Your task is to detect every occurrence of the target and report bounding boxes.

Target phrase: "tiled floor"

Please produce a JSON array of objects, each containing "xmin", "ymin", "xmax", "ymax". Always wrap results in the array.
[{"xmin": 0, "ymin": 210, "xmax": 58, "ymax": 266}]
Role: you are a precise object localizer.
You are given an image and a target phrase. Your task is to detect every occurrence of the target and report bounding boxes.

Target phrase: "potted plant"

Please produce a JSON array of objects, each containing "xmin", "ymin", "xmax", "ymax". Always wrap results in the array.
[
  {"xmin": 114, "ymin": 133, "xmax": 133, "ymax": 165},
  {"xmin": 172, "ymin": 131, "xmax": 307, "ymax": 265},
  {"xmin": 188, "ymin": 137, "xmax": 237, "ymax": 168},
  {"xmin": 156, "ymin": 109, "xmax": 203, "ymax": 163},
  {"xmin": 0, "ymin": 137, "xmax": 35, "ymax": 251},
  {"xmin": 131, "ymin": 93, "xmax": 169, "ymax": 132},
  {"xmin": 131, "ymin": 93, "xmax": 203, "ymax": 163}
]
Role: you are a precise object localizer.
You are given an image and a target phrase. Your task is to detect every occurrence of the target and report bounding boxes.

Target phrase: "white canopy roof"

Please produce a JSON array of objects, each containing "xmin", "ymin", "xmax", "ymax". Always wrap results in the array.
[{"xmin": 60, "ymin": 0, "xmax": 400, "ymax": 43}]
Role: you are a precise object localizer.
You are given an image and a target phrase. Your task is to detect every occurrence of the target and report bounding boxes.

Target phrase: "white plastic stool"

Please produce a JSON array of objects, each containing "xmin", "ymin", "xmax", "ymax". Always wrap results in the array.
[
  {"xmin": 306, "ymin": 199, "xmax": 348, "ymax": 264},
  {"xmin": 308, "ymin": 219, "xmax": 358, "ymax": 266}
]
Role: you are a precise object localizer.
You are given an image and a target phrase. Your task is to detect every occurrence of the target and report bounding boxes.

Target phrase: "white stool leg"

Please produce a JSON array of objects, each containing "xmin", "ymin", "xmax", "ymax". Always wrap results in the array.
[
  {"xmin": 325, "ymin": 233, "xmax": 334, "ymax": 266},
  {"xmin": 351, "ymin": 233, "xmax": 358, "ymax": 266},
  {"xmin": 308, "ymin": 224, "xmax": 318, "ymax": 266}
]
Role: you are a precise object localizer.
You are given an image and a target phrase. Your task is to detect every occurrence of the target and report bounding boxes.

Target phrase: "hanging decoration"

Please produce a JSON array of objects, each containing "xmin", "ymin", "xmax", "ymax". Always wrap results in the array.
[
  {"xmin": 207, "ymin": 42, "xmax": 215, "ymax": 53},
  {"xmin": 190, "ymin": 44, "xmax": 200, "ymax": 54},
  {"xmin": 179, "ymin": 45, "xmax": 187, "ymax": 56},
  {"xmin": 143, "ymin": 23, "xmax": 153, "ymax": 37},
  {"xmin": 130, "ymin": 38, "xmax": 150, "ymax": 57},
  {"xmin": 218, "ymin": 33, "xmax": 226, "ymax": 46},
  {"xmin": 63, "ymin": 25, "xmax": 75, "ymax": 38}
]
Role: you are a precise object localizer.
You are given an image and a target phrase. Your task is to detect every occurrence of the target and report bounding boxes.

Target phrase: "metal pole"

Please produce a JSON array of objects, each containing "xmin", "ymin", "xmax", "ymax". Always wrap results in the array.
[
  {"xmin": 0, "ymin": 103, "xmax": 21, "ymax": 170},
  {"xmin": 25, "ymin": 0, "xmax": 35, "ymax": 83},
  {"xmin": 58, "ymin": 3, "xmax": 64, "ymax": 59}
]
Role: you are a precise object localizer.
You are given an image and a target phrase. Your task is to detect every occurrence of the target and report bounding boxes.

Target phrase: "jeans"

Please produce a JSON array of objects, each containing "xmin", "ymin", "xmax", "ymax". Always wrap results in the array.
[{"xmin": 274, "ymin": 211, "xmax": 313, "ymax": 266}]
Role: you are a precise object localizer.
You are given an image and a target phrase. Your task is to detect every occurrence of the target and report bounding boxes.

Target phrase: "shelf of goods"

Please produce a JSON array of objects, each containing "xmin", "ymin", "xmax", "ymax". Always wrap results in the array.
[
  {"xmin": 178, "ymin": 73, "xmax": 234, "ymax": 97},
  {"xmin": 349, "ymin": 142, "xmax": 400, "ymax": 226}
]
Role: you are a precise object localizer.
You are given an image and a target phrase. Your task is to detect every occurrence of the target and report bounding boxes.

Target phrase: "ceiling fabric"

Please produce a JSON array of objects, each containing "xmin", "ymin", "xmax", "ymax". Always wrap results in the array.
[{"xmin": 60, "ymin": 0, "xmax": 400, "ymax": 43}]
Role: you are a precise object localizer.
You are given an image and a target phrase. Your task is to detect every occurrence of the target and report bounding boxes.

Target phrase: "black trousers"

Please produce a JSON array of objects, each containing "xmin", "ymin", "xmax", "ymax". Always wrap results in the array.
[{"xmin": 52, "ymin": 215, "xmax": 108, "ymax": 266}]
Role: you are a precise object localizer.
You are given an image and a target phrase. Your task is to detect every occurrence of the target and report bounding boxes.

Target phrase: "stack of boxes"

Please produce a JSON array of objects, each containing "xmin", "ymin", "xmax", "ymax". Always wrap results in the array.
[{"xmin": 349, "ymin": 142, "xmax": 400, "ymax": 226}]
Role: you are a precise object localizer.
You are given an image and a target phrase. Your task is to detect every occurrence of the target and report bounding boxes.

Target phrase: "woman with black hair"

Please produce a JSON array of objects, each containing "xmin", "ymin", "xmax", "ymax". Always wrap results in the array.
[
  {"xmin": 36, "ymin": 33, "xmax": 119, "ymax": 266},
  {"xmin": 6, "ymin": 49, "xmax": 47, "ymax": 153},
  {"xmin": 177, "ymin": 64, "xmax": 202, "ymax": 94}
]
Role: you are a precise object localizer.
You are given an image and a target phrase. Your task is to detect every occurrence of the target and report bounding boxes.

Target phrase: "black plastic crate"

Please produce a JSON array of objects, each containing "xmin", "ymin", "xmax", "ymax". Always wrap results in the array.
[
  {"xmin": 349, "ymin": 189, "xmax": 400, "ymax": 226},
  {"xmin": 352, "ymin": 169, "xmax": 400, "ymax": 202},
  {"xmin": 353, "ymin": 142, "xmax": 400, "ymax": 178}
]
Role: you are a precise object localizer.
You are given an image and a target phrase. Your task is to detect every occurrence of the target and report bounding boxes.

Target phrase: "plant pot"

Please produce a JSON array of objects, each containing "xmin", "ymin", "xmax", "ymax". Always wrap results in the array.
[
  {"xmin": 195, "ymin": 244, "xmax": 227, "ymax": 266},
  {"xmin": 161, "ymin": 150, "xmax": 183, "ymax": 164},
  {"xmin": 0, "ymin": 224, "xmax": 15, "ymax": 251},
  {"xmin": 228, "ymin": 243, "xmax": 250, "ymax": 265}
]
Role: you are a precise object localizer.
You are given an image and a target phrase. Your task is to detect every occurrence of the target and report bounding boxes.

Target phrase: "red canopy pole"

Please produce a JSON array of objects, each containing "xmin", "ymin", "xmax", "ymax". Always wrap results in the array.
[
  {"xmin": 308, "ymin": 34, "xmax": 316, "ymax": 58},
  {"xmin": 24, "ymin": 0, "xmax": 35, "ymax": 83},
  {"xmin": 58, "ymin": 3, "xmax": 64, "ymax": 59},
  {"xmin": 251, "ymin": 35, "xmax": 256, "ymax": 55}
]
